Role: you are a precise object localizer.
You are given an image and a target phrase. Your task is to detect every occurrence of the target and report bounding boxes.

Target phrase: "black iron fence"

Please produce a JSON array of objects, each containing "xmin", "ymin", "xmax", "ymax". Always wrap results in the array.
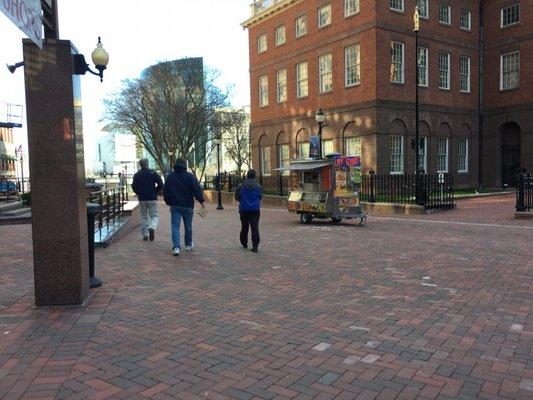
[
  {"xmin": 204, "ymin": 172, "xmax": 247, "ymax": 192},
  {"xmin": 204, "ymin": 172, "xmax": 289, "ymax": 196},
  {"xmin": 360, "ymin": 172, "xmax": 454, "ymax": 210},
  {"xmin": 516, "ymin": 172, "xmax": 533, "ymax": 212},
  {"xmin": 87, "ymin": 186, "xmax": 127, "ymax": 240},
  {"xmin": 0, "ymin": 177, "xmax": 31, "ymax": 201}
]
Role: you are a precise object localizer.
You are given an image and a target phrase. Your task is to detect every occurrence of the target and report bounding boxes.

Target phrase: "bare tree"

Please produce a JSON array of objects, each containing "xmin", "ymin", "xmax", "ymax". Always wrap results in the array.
[
  {"xmin": 103, "ymin": 59, "xmax": 230, "ymax": 180},
  {"xmin": 216, "ymin": 109, "xmax": 251, "ymax": 178}
]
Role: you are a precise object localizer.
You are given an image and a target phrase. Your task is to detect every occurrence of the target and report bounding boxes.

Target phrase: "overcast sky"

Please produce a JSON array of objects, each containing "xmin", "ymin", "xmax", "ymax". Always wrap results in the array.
[{"xmin": 0, "ymin": 0, "xmax": 251, "ymax": 171}]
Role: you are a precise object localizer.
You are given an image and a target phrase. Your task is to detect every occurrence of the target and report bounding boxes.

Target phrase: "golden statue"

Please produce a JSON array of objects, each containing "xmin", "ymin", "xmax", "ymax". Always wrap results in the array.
[{"xmin": 413, "ymin": 6, "xmax": 420, "ymax": 32}]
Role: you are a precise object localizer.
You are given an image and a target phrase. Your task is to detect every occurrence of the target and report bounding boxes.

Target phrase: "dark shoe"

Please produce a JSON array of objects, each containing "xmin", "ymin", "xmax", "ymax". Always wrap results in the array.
[
  {"xmin": 143, "ymin": 236, "xmax": 148, "ymax": 241},
  {"xmin": 251, "ymin": 247, "xmax": 258, "ymax": 253},
  {"xmin": 149, "ymin": 228, "xmax": 155, "ymax": 241},
  {"xmin": 241, "ymin": 242, "xmax": 248, "ymax": 249}
]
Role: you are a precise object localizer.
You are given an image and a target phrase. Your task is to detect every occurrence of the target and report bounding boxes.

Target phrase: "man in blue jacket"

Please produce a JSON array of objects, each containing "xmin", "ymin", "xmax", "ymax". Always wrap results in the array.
[
  {"xmin": 235, "ymin": 169, "xmax": 262, "ymax": 253},
  {"xmin": 132, "ymin": 159, "xmax": 163, "ymax": 241},
  {"xmin": 163, "ymin": 158, "xmax": 206, "ymax": 256}
]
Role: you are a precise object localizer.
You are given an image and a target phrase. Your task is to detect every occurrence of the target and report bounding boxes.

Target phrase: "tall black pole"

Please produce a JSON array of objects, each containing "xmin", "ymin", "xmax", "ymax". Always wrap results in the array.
[
  {"xmin": 318, "ymin": 122, "xmax": 323, "ymax": 158},
  {"xmin": 216, "ymin": 142, "xmax": 223, "ymax": 210},
  {"xmin": 20, "ymin": 156, "xmax": 24, "ymax": 193}
]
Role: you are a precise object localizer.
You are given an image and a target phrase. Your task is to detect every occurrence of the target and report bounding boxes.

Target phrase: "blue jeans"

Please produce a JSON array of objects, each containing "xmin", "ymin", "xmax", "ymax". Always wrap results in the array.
[{"xmin": 170, "ymin": 206, "xmax": 194, "ymax": 249}]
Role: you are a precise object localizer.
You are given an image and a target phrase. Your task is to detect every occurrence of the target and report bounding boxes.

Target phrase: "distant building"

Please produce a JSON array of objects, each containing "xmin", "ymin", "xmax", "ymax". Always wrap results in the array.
[
  {"xmin": 93, "ymin": 124, "xmax": 139, "ymax": 177},
  {"xmin": 242, "ymin": 0, "xmax": 532, "ymax": 189},
  {"xmin": 0, "ymin": 102, "xmax": 23, "ymax": 179}
]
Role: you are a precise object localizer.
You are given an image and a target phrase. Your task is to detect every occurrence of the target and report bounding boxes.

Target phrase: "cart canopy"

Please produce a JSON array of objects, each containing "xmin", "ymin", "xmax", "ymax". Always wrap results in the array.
[{"xmin": 274, "ymin": 160, "xmax": 331, "ymax": 171}]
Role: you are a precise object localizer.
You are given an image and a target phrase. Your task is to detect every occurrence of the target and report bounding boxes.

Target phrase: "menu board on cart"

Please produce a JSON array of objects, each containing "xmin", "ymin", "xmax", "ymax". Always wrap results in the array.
[{"xmin": 334, "ymin": 156, "xmax": 362, "ymax": 198}]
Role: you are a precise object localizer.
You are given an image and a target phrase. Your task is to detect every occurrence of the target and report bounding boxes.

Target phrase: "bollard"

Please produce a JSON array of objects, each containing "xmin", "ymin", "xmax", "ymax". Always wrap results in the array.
[{"xmin": 86, "ymin": 203, "xmax": 102, "ymax": 288}]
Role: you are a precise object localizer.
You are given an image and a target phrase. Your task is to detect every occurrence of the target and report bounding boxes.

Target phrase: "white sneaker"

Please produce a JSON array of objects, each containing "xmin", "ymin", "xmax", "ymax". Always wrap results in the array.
[
  {"xmin": 185, "ymin": 243, "xmax": 194, "ymax": 251},
  {"xmin": 172, "ymin": 247, "xmax": 180, "ymax": 256}
]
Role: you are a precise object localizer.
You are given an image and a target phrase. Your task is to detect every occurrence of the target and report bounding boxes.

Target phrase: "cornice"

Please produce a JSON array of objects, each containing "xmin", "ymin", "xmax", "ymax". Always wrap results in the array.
[{"xmin": 241, "ymin": 0, "xmax": 305, "ymax": 29}]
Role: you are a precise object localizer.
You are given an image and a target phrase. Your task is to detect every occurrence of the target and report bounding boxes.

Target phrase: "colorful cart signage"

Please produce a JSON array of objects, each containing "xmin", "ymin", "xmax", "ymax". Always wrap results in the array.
[
  {"xmin": 309, "ymin": 136, "xmax": 320, "ymax": 158},
  {"xmin": 334, "ymin": 156, "xmax": 361, "ymax": 168}
]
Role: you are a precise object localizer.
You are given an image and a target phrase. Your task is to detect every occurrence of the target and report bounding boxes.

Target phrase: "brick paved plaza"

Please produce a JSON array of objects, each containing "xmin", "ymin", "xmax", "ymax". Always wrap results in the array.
[{"xmin": 0, "ymin": 195, "xmax": 532, "ymax": 400}]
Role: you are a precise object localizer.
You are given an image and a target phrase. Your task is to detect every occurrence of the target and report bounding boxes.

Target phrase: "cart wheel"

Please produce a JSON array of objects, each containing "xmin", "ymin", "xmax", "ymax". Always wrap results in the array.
[
  {"xmin": 300, "ymin": 213, "xmax": 313, "ymax": 224},
  {"xmin": 331, "ymin": 217, "xmax": 342, "ymax": 223},
  {"xmin": 359, "ymin": 215, "xmax": 367, "ymax": 227}
]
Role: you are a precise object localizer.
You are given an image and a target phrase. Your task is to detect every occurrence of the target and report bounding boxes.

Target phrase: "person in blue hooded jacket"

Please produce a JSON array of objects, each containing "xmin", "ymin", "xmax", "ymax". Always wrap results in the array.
[
  {"xmin": 163, "ymin": 158, "xmax": 205, "ymax": 256},
  {"xmin": 235, "ymin": 169, "xmax": 262, "ymax": 253}
]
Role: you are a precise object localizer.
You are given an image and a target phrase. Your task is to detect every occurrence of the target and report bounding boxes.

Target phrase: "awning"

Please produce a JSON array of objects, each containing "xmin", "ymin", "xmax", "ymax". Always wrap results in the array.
[{"xmin": 274, "ymin": 160, "xmax": 331, "ymax": 171}]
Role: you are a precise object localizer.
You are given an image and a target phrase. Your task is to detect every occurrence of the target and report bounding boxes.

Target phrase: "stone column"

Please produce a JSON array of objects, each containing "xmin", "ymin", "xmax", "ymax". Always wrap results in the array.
[{"xmin": 23, "ymin": 39, "xmax": 89, "ymax": 306}]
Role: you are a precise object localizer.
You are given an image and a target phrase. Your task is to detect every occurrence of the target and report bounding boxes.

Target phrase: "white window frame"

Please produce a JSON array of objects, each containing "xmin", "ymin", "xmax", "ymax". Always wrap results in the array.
[
  {"xmin": 438, "ymin": 52, "xmax": 451, "ymax": 90},
  {"xmin": 390, "ymin": 0, "xmax": 404, "ymax": 12},
  {"xmin": 390, "ymin": 136, "xmax": 404, "ymax": 175},
  {"xmin": 416, "ymin": 0, "xmax": 429, "ymax": 19},
  {"xmin": 277, "ymin": 69, "xmax": 287, "ymax": 103},
  {"xmin": 418, "ymin": 137, "xmax": 427, "ymax": 173},
  {"xmin": 257, "ymin": 34, "xmax": 267, "ymax": 53},
  {"xmin": 501, "ymin": 4, "xmax": 520, "ymax": 28},
  {"xmin": 296, "ymin": 61, "xmax": 308, "ymax": 98},
  {"xmin": 259, "ymin": 74, "xmax": 269, "ymax": 107},
  {"xmin": 318, "ymin": 4, "xmax": 331, "ymax": 28},
  {"xmin": 322, "ymin": 139, "xmax": 335, "ymax": 156},
  {"xmin": 345, "ymin": 44, "xmax": 361, "ymax": 87},
  {"xmin": 275, "ymin": 25, "xmax": 286, "ymax": 46},
  {"xmin": 298, "ymin": 142, "xmax": 310, "ymax": 159},
  {"xmin": 418, "ymin": 47, "xmax": 428, "ymax": 87},
  {"xmin": 295, "ymin": 14, "xmax": 307, "ymax": 38},
  {"xmin": 439, "ymin": 2, "xmax": 451, "ymax": 25},
  {"xmin": 345, "ymin": 137, "xmax": 361, "ymax": 158},
  {"xmin": 500, "ymin": 51, "xmax": 520, "ymax": 91},
  {"xmin": 436, "ymin": 137, "xmax": 449, "ymax": 173},
  {"xmin": 458, "ymin": 138, "xmax": 469, "ymax": 173},
  {"xmin": 261, "ymin": 146, "xmax": 271, "ymax": 176},
  {"xmin": 344, "ymin": 0, "xmax": 360, "ymax": 17},
  {"xmin": 459, "ymin": 56, "xmax": 471, "ymax": 93},
  {"xmin": 460, "ymin": 9, "xmax": 472, "ymax": 30},
  {"xmin": 390, "ymin": 41, "xmax": 405, "ymax": 84},
  {"xmin": 319, "ymin": 53, "xmax": 333, "ymax": 93},
  {"xmin": 278, "ymin": 144, "xmax": 290, "ymax": 175}
]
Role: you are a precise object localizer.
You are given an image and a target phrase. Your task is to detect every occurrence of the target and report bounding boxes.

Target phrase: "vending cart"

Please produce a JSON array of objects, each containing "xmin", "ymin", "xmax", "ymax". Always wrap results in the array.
[{"xmin": 278, "ymin": 155, "xmax": 367, "ymax": 225}]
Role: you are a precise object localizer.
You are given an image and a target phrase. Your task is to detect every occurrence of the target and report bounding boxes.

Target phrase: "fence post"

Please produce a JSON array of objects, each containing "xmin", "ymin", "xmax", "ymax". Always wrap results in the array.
[
  {"xmin": 278, "ymin": 172, "xmax": 283, "ymax": 196},
  {"xmin": 516, "ymin": 172, "xmax": 525, "ymax": 212},
  {"xmin": 260, "ymin": 173, "xmax": 263, "ymax": 187},
  {"xmin": 369, "ymin": 169, "xmax": 375, "ymax": 203}
]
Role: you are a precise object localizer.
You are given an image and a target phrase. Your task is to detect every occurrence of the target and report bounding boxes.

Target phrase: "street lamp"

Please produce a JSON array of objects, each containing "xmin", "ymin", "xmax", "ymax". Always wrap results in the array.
[
  {"xmin": 315, "ymin": 108, "xmax": 325, "ymax": 158},
  {"xmin": 73, "ymin": 37, "xmax": 109, "ymax": 82},
  {"xmin": 212, "ymin": 138, "xmax": 224, "ymax": 210},
  {"xmin": 413, "ymin": 6, "xmax": 422, "ymax": 205},
  {"xmin": 19, "ymin": 153, "xmax": 24, "ymax": 193}
]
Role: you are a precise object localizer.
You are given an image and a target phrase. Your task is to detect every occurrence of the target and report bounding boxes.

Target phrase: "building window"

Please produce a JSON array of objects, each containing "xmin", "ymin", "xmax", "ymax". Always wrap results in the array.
[
  {"xmin": 345, "ymin": 44, "xmax": 361, "ymax": 87},
  {"xmin": 318, "ymin": 4, "xmax": 331, "ymax": 28},
  {"xmin": 459, "ymin": 56, "xmax": 471, "ymax": 93},
  {"xmin": 275, "ymin": 25, "xmax": 286, "ymax": 46},
  {"xmin": 416, "ymin": 0, "xmax": 428, "ymax": 19},
  {"xmin": 460, "ymin": 9, "xmax": 471, "ymax": 30},
  {"xmin": 390, "ymin": 136, "xmax": 404, "ymax": 174},
  {"xmin": 259, "ymin": 75, "xmax": 269, "ymax": 107},
  {"xmin": 418, "ymin": 137, "xmax": 427, "ymax": 173},
  {"xmin": 390, "ymin": 0, "xmax": 404, "ymax": 12},
  {"xmin": 278, "ymin": 144, "xmax": 290, "ymax": 175},
  {"xmin": 439, "ymin": 2, "xmax": 451, "ymax": 25},
  {"xmin": 277, "ymin": 69, "xmax": 287, "ymax": 103},
  {"xmin": 319, "ymin": 53, "xmax": 333, "ymax": 93},
  {"xmin": 261, "ymin": 146, "xmax": 271, "ymax": 175},
  {"xmin": 257, "ymin": 34, "xmax": 267, "ymax": 53},
  {"xmin": 344, "ymin": 0, "xmax": 359, "ymax": 17},
  {"xmin": 322, "ymin": 139, "xmax": 334, "ymax": 155},
  {"xmin": 296, "ymin": 61, "xmax": 308, "ymax": 98},
  {"xmin": 501, "ymin": 4, "xmax": 520, "ymax": 27},
  {"xmin": 418, "ymin": 47, "xmax": 428, "ymax": 87},
  {"xmin": 438, "ymin": 52, "xmax": 450, "ymax": 90},
  {"xmin": 345, "ymin": 137, "xmax": 361, "ymax": 158},
  {"xmin": 295, "ymin": 14, "xmax": 307, "ymax": 37},
  {"xmin": 500, "ymin": 51, "xmax": 520, "ymax": 90},
  {"xmin": 298, "ymin": 142, "xmax": 310, "ymax": 159},
  {"xmin": 390, "ymin": 41, "xmax": 404, "ymax": 84},
  {"xmin": 436, "ymin": 137, "xmax": 448, "ymax": 173},
  {"xmin": 458, "ymin": 138, "xmax": 468, "ymax": 173}
]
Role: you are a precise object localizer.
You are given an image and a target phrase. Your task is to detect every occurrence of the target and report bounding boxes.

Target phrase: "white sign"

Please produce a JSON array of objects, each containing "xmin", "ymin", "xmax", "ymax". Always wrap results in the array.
[{"xmin": 1, "ymin": 0, "xmax": 42, "ymax": 49}]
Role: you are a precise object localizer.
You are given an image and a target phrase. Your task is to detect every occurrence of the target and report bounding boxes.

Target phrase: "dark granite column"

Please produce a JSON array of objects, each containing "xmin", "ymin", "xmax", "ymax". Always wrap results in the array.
[{"xmin": 23, "ymin": 39, "xmax": 89, "ymax": 306}]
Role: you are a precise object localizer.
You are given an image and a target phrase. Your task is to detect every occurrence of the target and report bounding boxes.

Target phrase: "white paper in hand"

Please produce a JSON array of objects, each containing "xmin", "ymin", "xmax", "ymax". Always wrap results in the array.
[{"xmin": 196, "ymin": 207, "xmax": 208, "ymax": 218}]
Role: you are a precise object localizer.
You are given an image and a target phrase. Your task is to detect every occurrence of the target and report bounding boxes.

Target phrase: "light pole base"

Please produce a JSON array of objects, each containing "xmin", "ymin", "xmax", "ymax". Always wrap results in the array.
[{"xmin": 216, "ymin": 205, "xmax": 224, "ymax": 210}]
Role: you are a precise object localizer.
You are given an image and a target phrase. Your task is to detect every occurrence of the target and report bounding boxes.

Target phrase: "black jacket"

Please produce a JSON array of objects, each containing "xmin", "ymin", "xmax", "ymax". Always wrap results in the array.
[
  {"xmin": 131, "ymin": 168, "xmax": 163, "ymax": 201},
  {"xmin": 163, "ymin": 166, "xmax": 205, "ymax": 208}
]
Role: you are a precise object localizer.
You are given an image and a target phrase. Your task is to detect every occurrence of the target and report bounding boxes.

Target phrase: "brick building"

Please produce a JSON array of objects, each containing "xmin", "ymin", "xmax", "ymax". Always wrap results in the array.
[{"xmin": 242, "ymin": 0, "xmax": 531, "ymax": 189}]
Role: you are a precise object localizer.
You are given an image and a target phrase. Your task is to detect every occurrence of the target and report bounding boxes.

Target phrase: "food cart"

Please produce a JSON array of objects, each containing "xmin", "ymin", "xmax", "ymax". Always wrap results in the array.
[{"xmin": 278, "ymin": 155, "xmax": 367, "ymax": 225}]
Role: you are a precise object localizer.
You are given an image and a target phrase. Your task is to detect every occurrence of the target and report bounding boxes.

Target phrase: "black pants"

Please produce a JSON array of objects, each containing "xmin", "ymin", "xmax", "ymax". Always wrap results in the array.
[{"xmin": 240, "ymin": 211, "xmax": 260, "ymax": 249}]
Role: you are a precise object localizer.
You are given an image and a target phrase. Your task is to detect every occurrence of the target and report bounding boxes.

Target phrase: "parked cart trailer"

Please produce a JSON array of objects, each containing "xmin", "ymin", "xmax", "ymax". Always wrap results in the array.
[{"xmin": 277, "ymin": 155, "xmax": 367, "ymax": 225}]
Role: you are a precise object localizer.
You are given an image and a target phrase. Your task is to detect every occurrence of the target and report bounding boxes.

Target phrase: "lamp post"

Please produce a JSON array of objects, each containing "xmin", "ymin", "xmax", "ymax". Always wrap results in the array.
[
  {"xmin": 315, "ymin": 108, "xmax": 325, "ymax": 158},
  {"xmin": 19, "ymin": 154, "xmax": 24, "ymax": 193},
  {"xmin": 168, "ymin": 150, "xmax": 174, "ymax": 175},
  {"xmin": 413, "ymin": 6, "xmax": 422, "ymax": 205},
  {"xmin": 213, "ymin": 138, "xmax": 223, "ymax": 210},
  {"xmin": 72, "ymin": 37, "xmax": 110, "ymax": 82}
]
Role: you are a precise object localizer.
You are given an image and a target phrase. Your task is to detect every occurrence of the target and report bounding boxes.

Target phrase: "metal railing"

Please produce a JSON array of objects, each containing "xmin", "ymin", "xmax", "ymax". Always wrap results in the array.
[
  {"xmin": 204, "ymin": 173, "xmax": 247, "ymax": 192},
  {"xmin": 87, "ymin": 186, "xmax": 127, "ymax": 241},
  {"xmin": 516, "ymin": 172, "xmax": 533, "ymax": 212},
  {"xmin": 0, "ymin": 177, "xmax": 31, "ymax": 201},
  {"xmin": 360, "ymin": 172, "xmax": 454, "ymax": 210}
]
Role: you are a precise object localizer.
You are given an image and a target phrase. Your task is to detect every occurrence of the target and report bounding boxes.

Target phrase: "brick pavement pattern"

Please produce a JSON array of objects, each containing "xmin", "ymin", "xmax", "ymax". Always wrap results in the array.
[{"xmin": 0, "ymin": 195, "xmax": 532, "ymax": 400}]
